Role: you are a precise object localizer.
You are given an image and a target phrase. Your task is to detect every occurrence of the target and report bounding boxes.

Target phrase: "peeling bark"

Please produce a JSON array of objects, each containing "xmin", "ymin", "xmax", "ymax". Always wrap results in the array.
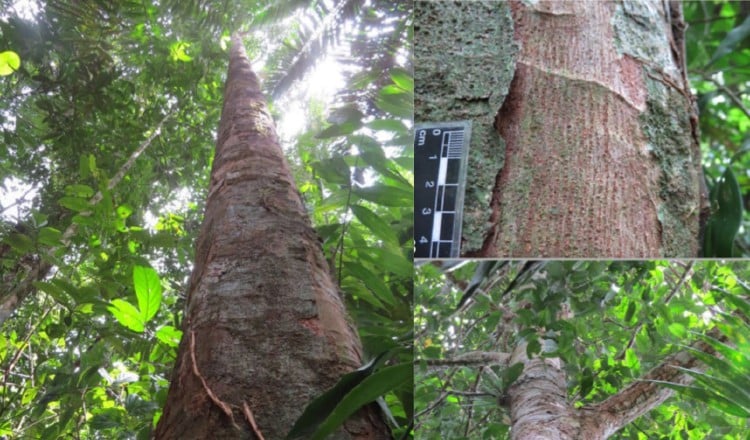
[{"xmin": 154, "ymin": 35, "xmax": 390, "ymax": 440}]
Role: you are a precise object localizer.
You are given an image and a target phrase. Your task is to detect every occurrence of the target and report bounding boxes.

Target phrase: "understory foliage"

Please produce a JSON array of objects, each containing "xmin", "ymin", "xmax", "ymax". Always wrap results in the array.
[
  {"xmin": 0, "ymin": 0, "xmax": 412, "ymax": 438},
  {"xmin": 686, "ymin": 1, "xmax": 750, "ymax": 255},
  {"xmin": 415, "ymin": 260, "xmax": 750, "ymax": 439}
]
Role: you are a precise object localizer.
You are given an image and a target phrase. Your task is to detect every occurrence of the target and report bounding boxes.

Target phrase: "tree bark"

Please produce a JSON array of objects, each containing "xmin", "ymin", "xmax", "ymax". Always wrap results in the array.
[
  {"xmin": 415, "ymin": 0, "xmax": 704, "ymax": 258},
  {"xmin": 430, "ymin": 325, "xmax": 719, "ymax": 439},
  {"xmin": 154, "ymin": 34, "xmax": 390, "ymax": 440}
]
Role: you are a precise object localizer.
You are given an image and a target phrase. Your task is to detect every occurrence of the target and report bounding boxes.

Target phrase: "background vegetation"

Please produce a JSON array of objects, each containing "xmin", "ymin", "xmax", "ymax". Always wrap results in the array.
[
  {"xmin": 686, "ymin": 1, "xmax": 750, "ymax": 256},
  {"xmin": 415, "ymin": 260, "xmax": 750, "ymax": 439}
]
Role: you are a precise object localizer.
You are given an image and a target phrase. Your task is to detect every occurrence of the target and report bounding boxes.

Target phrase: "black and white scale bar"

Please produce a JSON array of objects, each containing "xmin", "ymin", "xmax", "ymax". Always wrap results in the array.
[{"xmin": 414, "ymin": 120, "xmax": 471, "ymax": 259}]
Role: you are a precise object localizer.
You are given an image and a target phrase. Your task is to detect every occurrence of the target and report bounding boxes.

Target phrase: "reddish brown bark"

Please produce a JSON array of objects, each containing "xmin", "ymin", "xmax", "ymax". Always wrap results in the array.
[
  {"xmin": 480, "ymin": 0, "xmax": 701, "ymax": 257},
  {"xmin": 154, "ymin": 34, "xmax": 390, "ymax": 439}
]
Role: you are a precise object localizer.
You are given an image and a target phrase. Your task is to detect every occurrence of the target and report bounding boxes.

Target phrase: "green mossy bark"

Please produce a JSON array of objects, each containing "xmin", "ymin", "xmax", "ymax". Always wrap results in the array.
[{"xmin": 414, "ymin": 0, "xmax": 517, "ymax": 253}]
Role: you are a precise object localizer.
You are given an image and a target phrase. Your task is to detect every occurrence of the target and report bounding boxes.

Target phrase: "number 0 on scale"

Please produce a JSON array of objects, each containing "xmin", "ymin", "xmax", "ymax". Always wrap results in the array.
[{"xmin": 414, "ymin": 121, "xmax": 471, "ymax": 259}]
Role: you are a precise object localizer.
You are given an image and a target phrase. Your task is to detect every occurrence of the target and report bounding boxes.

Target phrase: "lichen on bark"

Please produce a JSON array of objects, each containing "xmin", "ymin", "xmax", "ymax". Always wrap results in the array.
[
  {"xmin": 414, "ymin": 0, "xmax": 517, "ymax": 253},
  {"xmin": 639, "ymin": 77, "xmax": 701, "ymax": 256}
]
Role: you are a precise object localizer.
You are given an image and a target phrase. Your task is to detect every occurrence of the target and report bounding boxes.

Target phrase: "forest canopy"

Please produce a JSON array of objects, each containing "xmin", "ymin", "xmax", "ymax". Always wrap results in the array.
[{"xmin": 415, "ymin": 260, "xmax": 750, "ymax": 439}]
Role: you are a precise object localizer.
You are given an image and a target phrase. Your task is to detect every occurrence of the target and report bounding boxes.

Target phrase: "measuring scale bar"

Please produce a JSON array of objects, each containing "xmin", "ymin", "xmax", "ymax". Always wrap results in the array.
[{"xmin": 414, "ymin": 120, "xmax": 471, "ymax": 259}]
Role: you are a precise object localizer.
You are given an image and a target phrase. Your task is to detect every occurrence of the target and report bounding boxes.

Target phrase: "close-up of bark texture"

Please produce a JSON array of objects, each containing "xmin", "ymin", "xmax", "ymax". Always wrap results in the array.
[{"xmin": 415, "ymin": 0, "xmax": 706, "ymax": 258}]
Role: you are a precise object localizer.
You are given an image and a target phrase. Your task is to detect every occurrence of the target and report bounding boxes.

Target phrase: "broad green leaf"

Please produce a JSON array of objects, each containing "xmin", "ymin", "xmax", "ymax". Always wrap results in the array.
[
  {"xmin": 375, "ymin": 86, "xmax": 412, "ymax": 119},
  {"xmin": 358, "ymin": 248, "xmax": 411, "ymax": 278},
  {"xmin": 315, "ymin": 121, "xmax": 362, "ymax": 139},
  {"xmin": 0, "ymin": 50, "xmax": 20, "ymax": 76},
  {"xmin": 116, "ymin": 204, "xmax": 133, "ymax": 219},
  {"xmin": 155, "ymin": 325, "xmax": 182, "ymax": 348},
  {"xmin": 650, "ymin": 380, "xmax": 750, "ymax": 418},
  {"xmin": 65, "ymin": 184, "xmax": 95, "ymax": 198},
  {"xmin": 389, "ymin": 67, "xmax": 413, "ymax": 92},
  {"xmin": 350, "ymin": 205, "xmax": 398, "ymax": 245},
  {"xmin": 133, "ymin": 266, "xmax": 162, "ymax": 323},
  {"xmin": 623, "ymin": 301, "xmax": 636, "ymax": 323},
  {"xmin": 341, "ymin": 281, "xmax": 385, "ymax": 309},
  {"xmin": 704, "ymin": 167, "xmax": 743, "ymax": 257},
  {"xmin": 502, "ymin": 362, "xmax": 524, "ymax": 386},
  {"xmin": 108, "ymin": 299, "xmax": 145, "ymax": 333},
  {"xmin": 312, "ymin": 157, "xmax": 350, "ymax": 186},
  {"xmin": 5, "ymin": 232, "xmax": 32, "ymax": 252},
  {"xmin": 526, "ymin": 339, "xmax": 541, "ymax": 358},
  {"xmin": 38, "ymin": 227, "xmax": 63, "ymax": 246},
  {"xmin": 623, "ymin": 348, "xmax": 640, "ymax": 370},
  {"xmin": 326, "ymin": 105, "xmax": 364, "ymax": 125},
  {"xmin": 286, "ymin": 354, "xmax": 389, "ymax": 440},
  {"xmin": 72, "ymin": 213, "xmax": 96, "ymax": 225},
  {"xmin": 708, "ymin": 15, "xmax": 750, "ymax": 67},
  {"xmin": 344, "ymin": 261, "xmax": 397, "ymax": 307},
  {"xmin": 309, "ymin": 363, "xmax": 411, "ymax": 440},
  {"xmin": 366, "ymin": 119, "xmax": 408, "ymax": 135},
  {"xmin": 59, "ymin": 196, "xmax": 91, "ymax": 212},
  {"xmin": 668, "ymin": 322, "xmax": 687, "ymax": 338},
  {"xmin": 170, "ymin": 41, "xmax": 192, "ymax": 62},
  {"xmin": 33, "ymin": 281, "xmax": 71, "ymax": 308},
  {"xmin": 354, "ymin": 184, "xmax": 412, "ymax": 207}
]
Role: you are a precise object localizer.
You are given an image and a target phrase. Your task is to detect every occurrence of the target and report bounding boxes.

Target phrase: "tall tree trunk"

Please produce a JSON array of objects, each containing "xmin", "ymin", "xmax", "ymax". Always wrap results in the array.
[
  {"xmin": 415, "ymin": 0, "xmax": 705, "ymax": 258},
  {"xmin": 154, "ymin": 34, "xmax": 390, "ymax": 439}
]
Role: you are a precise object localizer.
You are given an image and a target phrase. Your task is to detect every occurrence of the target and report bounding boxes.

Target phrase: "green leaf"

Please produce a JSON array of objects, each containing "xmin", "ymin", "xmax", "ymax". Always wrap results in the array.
[
  {"xmin": 155, "ymin": 325, "xmax": 183, "ymax": 348},
  {"xmin": 354, "ymin": 184, "xmax": 412, "ymax": 207},
  {"xmin": 326, "ymin": 105, "xmax": 364, "ymax": 125},
  {"xmin": 286, "ymin": 354, "xmax": 389, "ymax": 439},
  {"xmin": 59, "ymin": 196, "xmax": 91, "ymax": 212},
  {"xmin": 5, "ymin": 232, "xmax": 33, "ymax": 252},
  {"xmin": 33, "ymin": 281, "xmax": 71, "ymax": 308},
  {"xmin": 64, "ymin": 184, "xmax": 95, "ymax": 198},
  {"xmin": 526, "ymin": 339, "xmax": 541, "ymax": 358},
  {"xmin": 38, "ymin": 227, "xmax": 63, "ymax": 246},
  {"xmin": 649, "ymin": 380, "xmax": 750, "ymax": 418},
  {"xmin": 108, "ymin": 299, "xmax": 145, "ymax": 333},
  {"xmin": 389, "ymin": 67, "xmax": 413, "ymax": 92},
  {"xmin": 312, "ymin": 157, "xmax": 350, "ymax": 186},
  {"xmin": 704, "ymin": 167, "xmax": 743, "ymax": 257},
  {"xmin": 309, "ymin": 363, "xmax": 411, "ymax": 440},
  {"xmin": 668, "ymin": 322, "xmax": 687, "ymax": 338},
  {"xmin": 579, "ymin": 368, "xmax": 594, "ymax": 399},
  {"xmin": 708, "ymin": 14, "xmax": 750, "ymax": 67},
  {"xmin": 316, "ymin": 121, "xmax": 363, "ymax": 139},
  {"xmin": 133, "ymin": 266, "xmax": 162, "ymax": 323},
  {"xmin": 375, "ymin": 86, "xmax": 412, "ymax": 119},
  {"xmin": 502, "ymin": 362, "xmax": 524, "ymax": 386},
  {"xmin": 169, "ymin": 41, "xmax": 192, "ymax": 62},
  {"xmin": 116, "ymin": 204, "xmax": 133, "ymax": 219},
  {"xmin": 0, "ymin": 50, "xmax": 20, "ymax": 76},
  {"xmin": 358, "ymin": 248, "xmax": 411, "ymax": 278},
  {"xmin": 344, "ymin": 261, "xmax": 397, "ymax": 307},
  {"xmin": 623, "ymin": 301, "xmax": 636, "ymax": 323},
  {"xmin": 350, "ymin": 205, "xmax": 398, "ymax": 245},
  {"xmin": 366, "ymin": 119, "xmax": 408, "ymax": 135}
]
